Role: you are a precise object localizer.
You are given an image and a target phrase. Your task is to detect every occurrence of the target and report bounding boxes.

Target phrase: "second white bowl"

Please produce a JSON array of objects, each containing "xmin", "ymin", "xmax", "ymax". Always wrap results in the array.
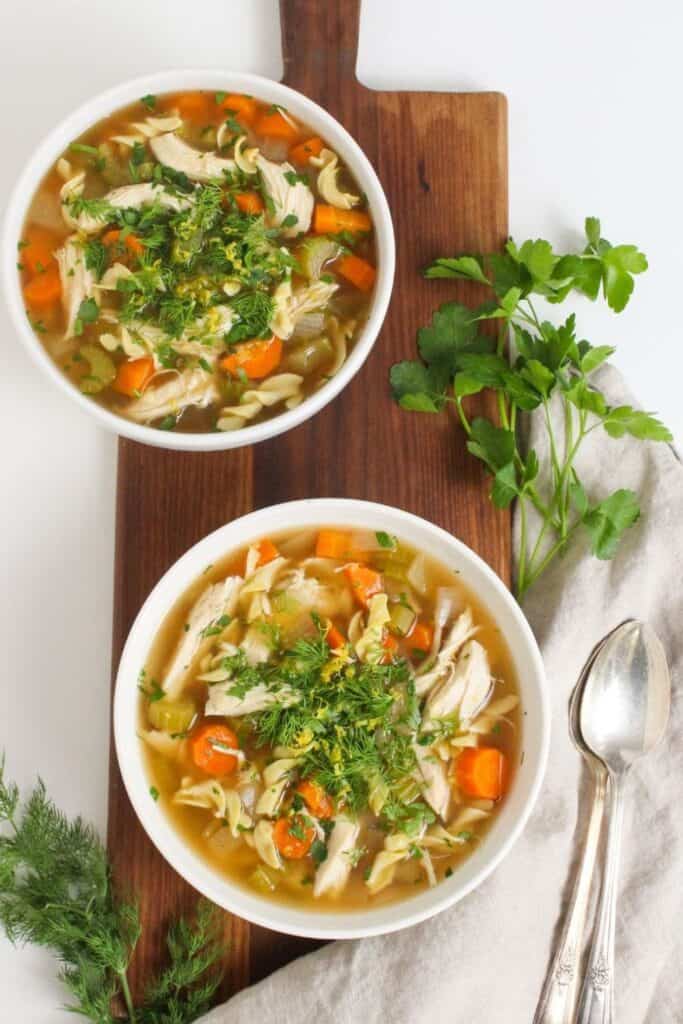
[{"xmin": 114, "ymin": 498, "xmax": 549, "ymax": 939}]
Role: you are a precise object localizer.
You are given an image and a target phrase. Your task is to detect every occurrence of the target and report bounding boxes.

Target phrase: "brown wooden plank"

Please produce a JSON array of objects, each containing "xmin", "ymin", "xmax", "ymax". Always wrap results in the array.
[{"xmin": 107, "ymin": 0, "xmax": 509, "ymax": 1004}]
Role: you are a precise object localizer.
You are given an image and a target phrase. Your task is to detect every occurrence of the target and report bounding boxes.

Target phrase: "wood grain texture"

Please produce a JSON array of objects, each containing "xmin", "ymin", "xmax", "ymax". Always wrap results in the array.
[{"xmin": 106, "ymin": 0, "xmax": 509, "ymax": 1003}]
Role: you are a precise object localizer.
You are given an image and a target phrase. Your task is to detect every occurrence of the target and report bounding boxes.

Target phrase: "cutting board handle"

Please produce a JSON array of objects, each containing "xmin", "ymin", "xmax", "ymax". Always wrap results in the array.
[{"xmin": 280, "ymin": 0, "xmax": 363, "ymax": 101}]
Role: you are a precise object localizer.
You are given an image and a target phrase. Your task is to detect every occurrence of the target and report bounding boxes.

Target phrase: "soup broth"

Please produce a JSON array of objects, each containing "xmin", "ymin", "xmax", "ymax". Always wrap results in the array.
[
  {"xmin": 140, "ymin": 527, "xmax": 521, "ymax": 911},
  {"xmin": 19, "ymin": 91, "xmax": 376, "ymax": 433}
]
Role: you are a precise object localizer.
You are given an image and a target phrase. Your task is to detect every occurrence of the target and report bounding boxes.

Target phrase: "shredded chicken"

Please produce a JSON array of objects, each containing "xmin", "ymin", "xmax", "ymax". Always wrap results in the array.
[
  {"xmin": 124, "ymin": 367, "xmax": 219, "ymax": 424},
  {"xmin": 414, "ymin": 742, "xmax": 451, "ymax": 820},
  {"xmin": 162, "ymin": 577, "xmax": 242, "ymax": 699},
  {"xmin": 55, "ymin": 237, "xmax": 94, "ymax": 338},
  {"xmin": 256, "ymin": 154, "xmax": 314, "ymax": 236},
  {"xmin": 414, "ymin": 607, "xmax": 477, "ymax": 696},
  {"xmin": 149, "ymin": 132, "xmax": 236, "ymax": 182},
  {"xmin": 424, "ymin": 640, "xmax": 493, "ymax": 727},
  {"xmin": 205, "ymin": 681, "xmax": 299, "ymax": 718},
  {"xmin": 313, "ymin": 816, "xmax": 361, "ymax": 898},
  {"xmin": 269, "ymin": 279, "xmax": 338, "ymax": 339}
]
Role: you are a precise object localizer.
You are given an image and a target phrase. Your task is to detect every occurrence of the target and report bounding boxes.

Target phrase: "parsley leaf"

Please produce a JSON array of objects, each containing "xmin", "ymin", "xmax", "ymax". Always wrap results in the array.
[{"xmin": 583, "ymin": 490, "xmax": 640, "ymax": 559}]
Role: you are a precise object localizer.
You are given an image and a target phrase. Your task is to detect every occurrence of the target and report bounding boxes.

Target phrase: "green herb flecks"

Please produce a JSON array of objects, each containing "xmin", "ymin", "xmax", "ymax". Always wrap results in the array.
[
  {"xmin": 390, "ymin": 217, "xmax": 671, "ymax": 596},
  {"xmin": 237, "ymin": 618, "xmax": 425, "ymax": 825}
]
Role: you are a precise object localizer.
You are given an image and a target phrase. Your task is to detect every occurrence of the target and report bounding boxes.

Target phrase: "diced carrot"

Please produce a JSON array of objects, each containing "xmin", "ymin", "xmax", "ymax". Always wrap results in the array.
[
  {"xmin": 410, "ymin": 622, "xmax": 434, "ymax": 653},
  {"xmin": 273, "ymin": 815, "xmax": 315, "ymax": 859},
  {"xmin": 381, "ymin": 633, "xmax": 399, "ymax": 664},
  {"xmin": 190, "ymin": 723, "xmax": 240, "ymax": 776},
  {"xmin": 220, "ymin": 336, "xmax": 282, "ymax": 379},
  {"xmin": 112, "ymin": 356, "xmax": 155, "ymax": 397},
  {"xmin": 315, "ymin": 529, "xmax": 351, "ymax": 560},
  {"xmin": 289, "ymin": 136, "xmax": 324, "ymax": 165},
  {"xmin": 455, "ymin": 747, "xmax": 509, "ymax": 801},
  {"xmin": 255, "ymin": 538, "xmax": 279, "ymax": 568},
  {"xmin": 234, "ymin": 191, "xmax": 264, "ymax": 215},
  {"xmin": 20, "ymin": 226, "xmax": 59, "ymax": 274},
  {"xmin": 313, "ymin": 205, "xmax": 372, "ymax": 235},
  {"xmin": 23, "ymin": 267, "xmax": 62, "ymax": 308},
  {"xmin": 325, "ymin": 621, "xmax": 346, "ymax": 650},
  {"xmin": 102, "ymin": 228, "xmax": 144, "ymax": 257},
  {"xmin": 219, "ymin": 93, "xmax": 258, "ymax": 125},
  {"xmin": 336, "ymin": 253, "xmax": 376, "ymax": 292},
  {"xmin": 344, "ymin": 564, "xmax": 383, "ymax": 608},
  {"xmin": 173, "ymin": 92, "xmax": 213, "ymax": 123},
  {"xmin": 254, "ymin": 109, "xmax": 300, "ymax": 143},
  {"xmin": 295, "ymin": 779, "xmax": 334, "ymax": 819}
]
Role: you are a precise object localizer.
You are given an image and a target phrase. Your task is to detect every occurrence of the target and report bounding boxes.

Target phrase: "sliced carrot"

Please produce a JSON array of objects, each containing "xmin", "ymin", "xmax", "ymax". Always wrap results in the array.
[
  {"xmin": 219, "ymin": 93, "xmax": 258, "ymax": 125},
  {"xmin": 23, "ymin": 267, "xmax": 61, "ymax": 308},
  {"xmin": 113, "ymin": 356, "xmax": 155, "ymax": 397},
  {"xmin": 344, "ymin": 564, "xmax": 383, "ymax": 608},
  {"xmin": 455, "ymin": 747, "xmax": 508, "ymax": 801},
  {"xmin": 20, "ymin": 226, "xmax": 59, "ymax": 274},
  {"xmin": 234, "ymin": 191, "xmax": 264, "ymax": 215},
  {"xmin": 325, "ymin": 621, "xmax": 346, "ymax": 650},
  {"xmin": 313, "ymin": 204, "xmax": 372, "ymax": 236},
  {"xmin": 102, "ymin": 228, "xmax": 144, "ymax": 257},
  {"xmin": 315, "ymin": 529, "xmax": 351, "ymax": 560},
  {"xmin": 295, "ymin": 779, "xmax": 334, "ymax": 820},
  {"xmin": 289, "ymin": 136, "xmax": 324, "ymax": 165},
  {"xmin": 381, "ymin": 633, "xmax": 399, "ymax": 664},
  {"xmin": 254, "ymin": 109, "xmax": 300, "ymax": 143},
  {"xmin": 337, "ymin": 253, "xmax": 376, "ymax": 292},
  {"xmin": 173, "ymin": 92, "xmax": 213, "ymax": 123},
  {"xmin": 273, "ymin": 815, "xmax": 315, "ymax": 859},
  {"xmin": 410, "ymin": 622, "xmax": 434, "ymax": 653},
  {"xmin": 190, "ymin": 723, "xmax": 240, "ymax": 776},
  {"xmin": 220, "ymin": 335, "xmax": 282, "ymax": 379},
  {"xmin": 254, "ymin": 538, "xmax": 279, "ymax": 568}
]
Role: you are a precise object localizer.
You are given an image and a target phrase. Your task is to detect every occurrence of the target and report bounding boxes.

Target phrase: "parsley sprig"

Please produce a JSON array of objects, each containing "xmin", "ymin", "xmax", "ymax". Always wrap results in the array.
[
  {"xmin": 391, "ymin": 218, "xmax": 672, "ymax": 596},
  {"xmin": 0, "ymin": 758, "xmax": 224, "ymax": 1023}
]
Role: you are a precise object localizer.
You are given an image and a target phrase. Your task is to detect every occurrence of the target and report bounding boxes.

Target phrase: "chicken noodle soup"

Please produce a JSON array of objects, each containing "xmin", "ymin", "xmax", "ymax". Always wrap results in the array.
[
  {"xmin": 140, "ymin": 528, "xmax": 521, "ymax": 909},
  {"xmin": 19, "ymin": 92, "xmax": 376, "ymax": 433}
]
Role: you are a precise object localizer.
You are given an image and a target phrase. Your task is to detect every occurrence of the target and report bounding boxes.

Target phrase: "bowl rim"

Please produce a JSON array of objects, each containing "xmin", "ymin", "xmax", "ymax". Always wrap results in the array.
[
  {"xmin": 1, "ymin": 69, "xmax": 395, "ymax": 452},
  {"xmin": 113, "ymin": 498, "xmax": 550, "ymax": 940}
]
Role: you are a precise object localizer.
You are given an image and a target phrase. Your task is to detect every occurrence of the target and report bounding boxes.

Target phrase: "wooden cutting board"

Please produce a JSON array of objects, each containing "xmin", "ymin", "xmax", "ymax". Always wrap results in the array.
[{"xmin": 106, "ymin": 0, "xmax": 509, "ymax": 1003}]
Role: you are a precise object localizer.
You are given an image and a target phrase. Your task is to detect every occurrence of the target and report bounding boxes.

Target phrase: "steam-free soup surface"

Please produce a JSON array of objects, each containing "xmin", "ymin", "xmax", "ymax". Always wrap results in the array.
[
  {"xmin": 20, "ymin": 91, "xmax": 376, "ymax": 433},
  {"xmin": 140, "ymin": 527, "xmax": 520, "ymax": 910}
]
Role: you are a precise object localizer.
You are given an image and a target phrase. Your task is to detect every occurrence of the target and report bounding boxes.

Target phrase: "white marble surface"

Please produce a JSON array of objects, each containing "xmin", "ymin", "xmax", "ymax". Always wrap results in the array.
[{"xmin": 1, "ymin": 1, "xmax": 680, "ymax": 1018}]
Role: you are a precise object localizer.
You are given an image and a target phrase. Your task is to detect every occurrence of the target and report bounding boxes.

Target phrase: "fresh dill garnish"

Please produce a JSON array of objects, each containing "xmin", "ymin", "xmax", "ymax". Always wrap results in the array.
[
  {"xmin": 237, "ymin": 616, "xmax": 423, "ymax": 821},
  {"xmin": 227, "ymin": 289, "xmax": 275, "ymax": 343},
  {"xmin": 83, "ymin": 238, "xmax": 108, "ymax": 280},
  {"xmin": 0, "ymin": 757, "xmax": 224, "ymax": 1023}
]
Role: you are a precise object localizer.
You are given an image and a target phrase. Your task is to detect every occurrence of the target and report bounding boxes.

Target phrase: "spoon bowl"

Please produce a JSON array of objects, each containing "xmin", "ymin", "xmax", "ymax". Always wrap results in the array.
[{"xmin": 579, "ymin": 620, "xmax": 670, "ymax": 773}]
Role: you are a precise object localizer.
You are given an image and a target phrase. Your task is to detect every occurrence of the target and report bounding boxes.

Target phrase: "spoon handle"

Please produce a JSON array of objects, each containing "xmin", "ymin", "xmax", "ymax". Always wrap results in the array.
[
  {"xmin": 576, "ymin": 775, "xmax": 625, "ymax": 1024},
  {"xmin": 533, "ymin": 764, "xmax": 607, "ymax": 1024}
]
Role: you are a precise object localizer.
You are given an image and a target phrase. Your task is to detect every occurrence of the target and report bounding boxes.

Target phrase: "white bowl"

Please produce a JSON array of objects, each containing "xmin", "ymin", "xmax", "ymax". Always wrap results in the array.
[
  {"xmin": 114, "ymin": 498, "xmax": 550, "ymax": 939},
  {"xmin": 2, "ymin": 71, "xmax": 395, "ymax": 451}
]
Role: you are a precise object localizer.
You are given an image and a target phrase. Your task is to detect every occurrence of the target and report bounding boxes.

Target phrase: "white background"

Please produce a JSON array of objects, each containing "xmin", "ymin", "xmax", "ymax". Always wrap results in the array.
[{"xmin": 1, "ymin": 1, "xmax": 680, "ymax": 1019}]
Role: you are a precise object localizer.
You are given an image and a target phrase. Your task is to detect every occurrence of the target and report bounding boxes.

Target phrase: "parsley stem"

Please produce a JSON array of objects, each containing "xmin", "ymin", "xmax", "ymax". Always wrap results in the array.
[
  {"xmin": 517, "ymin": 495, "xmax": 529, "ymax": 593},
  {"xmin": 455, "ymin": 397, "xmax": 472, "ymax": 436},
  {"xmin": 543, "ymin": 401, "xmax": 563, "ymax": 499},
  {"xmin": 520, "ymin": 519, "xmax": 581, "ymax": 595}
]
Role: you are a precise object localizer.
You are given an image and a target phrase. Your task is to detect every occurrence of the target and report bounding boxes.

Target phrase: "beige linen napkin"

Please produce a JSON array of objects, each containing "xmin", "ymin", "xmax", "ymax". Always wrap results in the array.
[{"xmin": 201, "ymin": 366, "xmax": 682, "ymax": 1024}]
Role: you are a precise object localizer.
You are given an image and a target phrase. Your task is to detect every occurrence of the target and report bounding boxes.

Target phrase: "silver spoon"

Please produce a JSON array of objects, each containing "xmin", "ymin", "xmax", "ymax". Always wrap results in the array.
[
  {"xmin": 576, "ymin": 620, "xmax": 670, "ymax": 1024},
  {"xmin": 534, "ymin": 638, "xmax": 609, "ymax": 1024}
]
